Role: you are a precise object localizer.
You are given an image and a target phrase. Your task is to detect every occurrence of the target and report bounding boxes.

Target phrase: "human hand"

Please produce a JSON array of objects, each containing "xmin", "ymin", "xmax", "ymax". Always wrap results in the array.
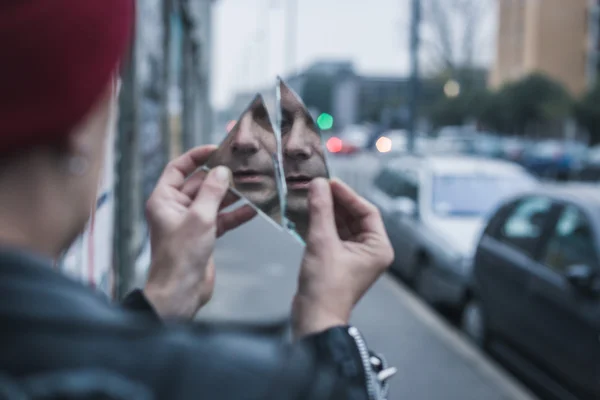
[
  {"xmin": 143, "ymin": 145, "xmax": 257, "ymax": 319},
  {"xmin": 292, "ymin": 178, "xmax": 394, "ymax": 338}
]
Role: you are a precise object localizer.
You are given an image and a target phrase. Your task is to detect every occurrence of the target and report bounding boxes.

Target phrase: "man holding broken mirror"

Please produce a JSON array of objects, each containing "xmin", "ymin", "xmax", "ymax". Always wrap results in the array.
[{"xmin": 0, "ymin": 2, "xmax": 397, "ymax": 398}]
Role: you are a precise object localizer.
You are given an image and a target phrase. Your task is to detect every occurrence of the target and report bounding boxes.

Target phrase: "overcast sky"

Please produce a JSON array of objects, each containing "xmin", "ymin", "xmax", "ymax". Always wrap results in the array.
[{"xmin": 211, "ymin": 0, "xmax": 415, "ymax": 108}]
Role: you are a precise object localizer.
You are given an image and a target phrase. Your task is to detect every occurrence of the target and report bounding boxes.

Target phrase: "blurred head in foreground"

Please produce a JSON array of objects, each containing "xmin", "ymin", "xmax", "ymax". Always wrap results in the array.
[{"xmin": 0, "ymin": 0, "xmax": 134, "ymax": 258}]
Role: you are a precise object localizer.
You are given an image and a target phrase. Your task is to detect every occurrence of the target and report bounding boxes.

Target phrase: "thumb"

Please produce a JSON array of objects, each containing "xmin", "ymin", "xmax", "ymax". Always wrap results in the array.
[
  {"xmin": 306, "ymin": 178, "xmax": 337, "ymax": 245},
  {"xmin": 189, "ymin": 166, "xmax": 232, "ymax": 226}
]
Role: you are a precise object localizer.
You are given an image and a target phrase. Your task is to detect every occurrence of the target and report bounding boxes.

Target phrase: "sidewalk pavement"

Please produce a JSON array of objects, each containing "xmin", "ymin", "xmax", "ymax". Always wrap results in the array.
[{"xmin": 196, "ymin": 214, "xmax": 539, "ymax": 400}]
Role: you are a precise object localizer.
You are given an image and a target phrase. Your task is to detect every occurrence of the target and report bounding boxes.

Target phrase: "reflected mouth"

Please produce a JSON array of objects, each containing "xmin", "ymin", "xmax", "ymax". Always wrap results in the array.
[
  {"xmin": 233, "ymin": 170, "xmax": 267, "ymax": 184},
  {"xmin": 286, "ymin": 174, "xmax": 312, "ymax": 190}
]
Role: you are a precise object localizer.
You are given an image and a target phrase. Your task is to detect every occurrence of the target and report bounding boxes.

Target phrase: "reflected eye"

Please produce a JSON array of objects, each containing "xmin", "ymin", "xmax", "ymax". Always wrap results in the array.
[
  {"xmin": 281, "ymin": 119, "xmax": 293, "ymax": 134},
  {"xmin": 281, "ymin": 111, "xmax": 293, "ymax": 133}
]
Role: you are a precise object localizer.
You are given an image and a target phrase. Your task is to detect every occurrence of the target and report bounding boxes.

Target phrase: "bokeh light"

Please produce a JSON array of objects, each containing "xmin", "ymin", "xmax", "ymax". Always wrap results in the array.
[
  {"xmin": 317, "ymin": 113, "xmax": 334, "ymax": 130},
  {"xmin": 375, "ymin": 136, "xmax": 392, "ymax": 153},
  {"xmin": 443, "ymin": 80, "xmax": 461, "ymax": 98},
  {"xmin": 326, "ymin": 137, "xmax": 343, "ymax": 153}
]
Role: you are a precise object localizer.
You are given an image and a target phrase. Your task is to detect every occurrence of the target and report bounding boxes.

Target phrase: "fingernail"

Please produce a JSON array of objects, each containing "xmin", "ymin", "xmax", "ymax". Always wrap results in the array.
[{"xmin": 214, "ymin": 166, "xmax": 231, "ymax": 183}]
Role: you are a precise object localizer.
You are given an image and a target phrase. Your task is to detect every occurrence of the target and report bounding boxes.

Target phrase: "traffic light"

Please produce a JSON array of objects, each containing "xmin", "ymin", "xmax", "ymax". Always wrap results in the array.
[{"xmin": 316, "ymin": 113, "xmax": 334, "ymax": 130}]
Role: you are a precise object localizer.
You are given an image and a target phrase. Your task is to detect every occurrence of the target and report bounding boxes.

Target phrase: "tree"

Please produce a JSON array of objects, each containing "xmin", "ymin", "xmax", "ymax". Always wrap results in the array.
[
  {"xmin": 478, "ymin": 73, "xmax": 572, "ymax": 136},
  {"xmin": 427, "ymin": 87, "xmax": 489, "ymax": 128},
  {"xmin": 504, "ymin": 74, "xmax": 572, "ymax": 135},
  {"xmin": 420, "ymin": 66, "xmax": 489, "ymax": 128},
  {"xmin": 477, "ymin": 89, "xmax": 513, "ymax": 133},
  {"xmin": 415, "ymin": 0, "xmax": 496, "ymax": 129},
  {"xmin": 427, "ymin": 96, "xmax": 467, "ymax": 128},
  {"xmin": 420, "ymin": 0, "xmax": 496, "ymax": 73},
  {"xmin": 574, "ymin": 83, "xmax": 600, "ymax": 145}
]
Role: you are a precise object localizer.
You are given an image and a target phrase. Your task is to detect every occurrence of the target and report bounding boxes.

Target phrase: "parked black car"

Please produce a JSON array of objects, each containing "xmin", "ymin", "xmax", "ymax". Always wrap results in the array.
[
  {"xmin": 464, "ymin": 185, "xmax": 600, "ymax": 400},
  {"xmin": 575, "ymin": 145, "xmax": 600, "ymax": 183}
]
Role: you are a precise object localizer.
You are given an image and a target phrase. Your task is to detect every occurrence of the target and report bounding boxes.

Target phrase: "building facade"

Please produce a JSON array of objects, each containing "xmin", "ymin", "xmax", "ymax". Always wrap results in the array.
[
  {"xmin": 491, "ymin": 0, "xmax": 598, "ymax": 95},
  {"xmin": 225, "ymin": 61, "xmax": 414, "ymax": 133}
]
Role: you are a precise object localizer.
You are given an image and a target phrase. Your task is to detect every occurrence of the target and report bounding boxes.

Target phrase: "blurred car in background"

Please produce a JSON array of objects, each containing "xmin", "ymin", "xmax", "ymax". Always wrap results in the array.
[
  {"xmin": 366, "ymin": 155, "xmax": 538, "ymax": 313},
  {"xmin": 575, "ymin": 144, "xmax": 600, "ymax": 182},
  {"xmin": 415, "ymin": 136, "xmax": 435, "ymax": 155},
  {"xmin": 521, "ymin": 140, "xmax": 588, "ymax": 180},
  {"xmin": 431, "ymin": 135, "xmax": 477, "ymax": 156},
  {"xmin": 465, "ymin": 185, "xmax": 600, "ymax": 400},
  {"xmin": 473, "ymin": 134, "xmax": 504, "ymax": 158},
  {"xmin": 326, "ymin": 125, "xmax": 371, "ymax": 154},
  {"xmin": 587, "ymin": 144, "xmax": 600, "ymax": 165},
  {"xmin": 370, "ymin": 130, "xmax": 433, "ymax": 156},
  {"xmin": 431, "ymin": 127, "xmax": 505, "ymax": 158},
  {"xmin": 381, "ymin": 129, "xmax": 408, "ymax": 153},
  {"xmin": 500, "ymin": 137, "xmax": 530, "ymax": 163},
  {"xmin": 437, "ymin": 125, "xmax": 471, "ymax": 139},
  {"xmin": 325, "ymin": 125, "xmax": 372, "ymax": 155}
]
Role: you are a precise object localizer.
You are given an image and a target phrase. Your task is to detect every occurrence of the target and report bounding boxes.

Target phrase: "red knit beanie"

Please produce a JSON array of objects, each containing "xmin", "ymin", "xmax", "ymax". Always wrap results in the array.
[{"xmin": 0, "ymin": 0, "xmax": 135, "ymax": 155}]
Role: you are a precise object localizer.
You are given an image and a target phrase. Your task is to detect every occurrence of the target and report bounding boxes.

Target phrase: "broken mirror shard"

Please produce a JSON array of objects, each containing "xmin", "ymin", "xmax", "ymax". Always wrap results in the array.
[
  {"xmin": 205, "ymin": 94, "xmax": 284, "ymax": 227},
  {"xmin": 278, "ymin": 79, "xmax": 331, "ymax": 242}
]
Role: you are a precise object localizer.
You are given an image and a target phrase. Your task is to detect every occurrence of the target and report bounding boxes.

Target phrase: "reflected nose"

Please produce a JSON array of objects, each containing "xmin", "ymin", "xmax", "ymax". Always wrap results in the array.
[
  {"xmin": 284, "ymin": 120, "xmax": 312, "ymax": 161},
  {"xmin": 231, "ymin": 115, "xmax": 260, "ymax": 155}
]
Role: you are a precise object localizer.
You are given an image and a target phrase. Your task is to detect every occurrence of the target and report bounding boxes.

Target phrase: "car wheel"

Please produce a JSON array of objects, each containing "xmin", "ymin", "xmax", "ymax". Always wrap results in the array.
[{"xmin": 461, "ymin": 297, "xmax": 487, "ymax": 348}]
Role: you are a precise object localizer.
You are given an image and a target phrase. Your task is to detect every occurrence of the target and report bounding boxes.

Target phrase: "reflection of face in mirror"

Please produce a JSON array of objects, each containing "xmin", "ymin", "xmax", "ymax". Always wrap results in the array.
[
  {"xmin": 207, "ymin": 95, "xmax": 281, "ymax": 224},
  {"xmin": 280, "ymin": 81, "xmax": 329, "ymax": 239}
]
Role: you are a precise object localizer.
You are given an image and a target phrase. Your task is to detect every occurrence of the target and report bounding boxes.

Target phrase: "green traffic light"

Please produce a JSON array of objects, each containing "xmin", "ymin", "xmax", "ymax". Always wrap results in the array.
[{"xmin": 317, "ymin": 113, "xmax": 334, "ymax": 130}]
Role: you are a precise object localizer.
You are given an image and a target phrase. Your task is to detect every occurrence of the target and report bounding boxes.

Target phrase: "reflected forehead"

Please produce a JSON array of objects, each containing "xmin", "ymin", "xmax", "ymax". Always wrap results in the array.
[{"xmin": 280, "ymin": 86, "xmax": 305, "ymax": 113}]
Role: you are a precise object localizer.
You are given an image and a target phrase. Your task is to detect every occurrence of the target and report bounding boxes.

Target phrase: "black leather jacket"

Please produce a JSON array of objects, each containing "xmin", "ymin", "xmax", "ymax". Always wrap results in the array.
[{"xmin": 0, "ymin": 248, "xmax": 395, "ymax": 399}]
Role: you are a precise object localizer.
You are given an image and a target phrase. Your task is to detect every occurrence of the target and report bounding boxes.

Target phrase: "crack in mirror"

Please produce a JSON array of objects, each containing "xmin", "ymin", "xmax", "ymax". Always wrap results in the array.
[{"xmin": 199, "ymin": 79, "xmax": 333, "ymax": 245}]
